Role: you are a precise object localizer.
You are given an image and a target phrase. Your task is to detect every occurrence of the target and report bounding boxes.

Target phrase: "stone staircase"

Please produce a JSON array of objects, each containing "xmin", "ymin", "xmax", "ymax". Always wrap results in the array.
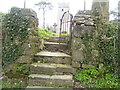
[{"xmin": 27, "ymin": 36, "xmax": 76, "ymax": 88}]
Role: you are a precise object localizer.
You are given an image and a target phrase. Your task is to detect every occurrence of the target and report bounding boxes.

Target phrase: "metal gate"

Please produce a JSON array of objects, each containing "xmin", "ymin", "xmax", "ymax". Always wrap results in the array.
[{"xmin": 59, "ymin": 11, "xmax": 73, "ymax": 43}]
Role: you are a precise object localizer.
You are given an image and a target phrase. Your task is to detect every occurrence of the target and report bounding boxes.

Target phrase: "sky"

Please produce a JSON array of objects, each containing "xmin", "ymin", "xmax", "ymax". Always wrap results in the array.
[{"xmin": 0, "ymin": 0, "xmax": 119, "ymax": 27}]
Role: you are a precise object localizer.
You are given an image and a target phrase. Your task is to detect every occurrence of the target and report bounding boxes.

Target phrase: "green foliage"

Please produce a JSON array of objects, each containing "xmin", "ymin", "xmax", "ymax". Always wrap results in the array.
[
  {"xmin": 94, "ymin": 74, "xmax": 119, "ymax": 88},
  {"xmin": 81, "ymin": 21, "xmax": 118, "ymax": 66},
  {"xmin": 81, "ymin": 30, "xmax": 94, "ymax": 64},
  {"xmin": 81, "ymin": 13, "xmax": 118, "ymax": 71},
  {"xmin": 0, "ymin": 12, "xmax": 5, "ymax": 21},
  {"xmin": 75, "ymin": 68, "xmax": 119, "ymax": 88},
  {"xmin": 17, "ymin": 64, "xmax": 24, "ymax": 72},
  {"xmin": 38, "ymin": 27, "xmax": 53, "ymax": 39},
  {"xmin": 75, "ymin": 69, "xmax": 99, "ymax": 86},
  {"xmin": 2, "ymin": 78, "xmax": 27, "ymax": 88},
  {"xmin": 2, "ymin": 7, "xmax": 30, "ymax": 65},
  {"xmin": 95, "ymin": 19, "xmax": 118, "ymax": 70}
]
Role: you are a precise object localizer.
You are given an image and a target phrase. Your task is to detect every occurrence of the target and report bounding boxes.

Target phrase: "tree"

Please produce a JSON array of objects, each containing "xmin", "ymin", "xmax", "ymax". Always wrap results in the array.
[{"xmin": 35, "ymin": 1, "xmax": 52, "ymax": 29}]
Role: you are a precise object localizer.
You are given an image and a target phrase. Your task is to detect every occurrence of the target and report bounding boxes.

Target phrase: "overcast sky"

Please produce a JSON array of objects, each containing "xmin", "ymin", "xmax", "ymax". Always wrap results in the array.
[{"xmin": 0, "ymin": 0, "xmax": 119, "ymax": 27}]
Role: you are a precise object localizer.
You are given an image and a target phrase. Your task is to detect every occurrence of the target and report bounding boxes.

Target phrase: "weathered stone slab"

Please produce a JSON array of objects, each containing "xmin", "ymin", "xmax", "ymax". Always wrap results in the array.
[
  {"xmin": 26, "ymin": 86, "xmax": 52, "ymax": 88},
  {"xmin": 16, "ymin": 56, "xmax": 32, "ymax": 64},
  {"xmin": 85, "ymin": 21, "xmax": 94, "ymax": 26},
  {"xmin": 35, "ymin": 56, "xmax": 71, "ymax": 65},
  {"xmin": 46, "ymin": 36, "xmax": 69, "ymax": 43},
  {"xmin": 30, "ymin": 63, "xmax": 76, "ymax": 75},
  {"xmin": 82, "ymin": 64, "xmax": 95, "ymax": 68},
  {"xmin": 73, "ymin": 18, "xmax": 85, "ymax": 22},
  {"xmin": 35, "ymin": 51, "xmax": 71, "ymax": 57},
  {"xmin": 45, "ymin": 42, "xmax": 67, "ymax": 45},
  {"xmin": 28, "ymin": 74, "xmax": 73, "ymax": 86},
  {"xmin": 44, "ymin": 42, "xmax": 68, "ymax": 52},
  {"xmin": 26, "ymin": 86, "xmax": 73, "ymax": 89},
  {"xmin": 56, "ymin": 64, "xmax": 76, "ymax": 74}
]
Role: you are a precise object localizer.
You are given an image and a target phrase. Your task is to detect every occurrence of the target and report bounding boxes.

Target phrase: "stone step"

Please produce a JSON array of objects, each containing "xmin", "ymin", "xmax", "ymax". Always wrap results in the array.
[
  {"xmin": 44, "ymin": 42, "xmax": 67, "ymax": 45},
  {"xmin": 26, "ymin": 86, "xmax": 73, "ymax": 89},
  {"xmin": 30, "ymin": 63, "xmax": 76, "ymax": 75},
  {"xmin": 44, "ymin": 42, "xmax": 68, "ymax": 52},
  {"xmin": 34, "ymin": 51, "xmax": 71, "ymax": 65},
  {"xmin": 26, "ymin": 86, "xmax": 51, "ymax": 88},
  {"xmin": 28, "ymin": 74, "xmax": 74, "ymax": 87},
  {"xmin": 46, "ymin": 36, "xmax": 69, "ymax": 43}
]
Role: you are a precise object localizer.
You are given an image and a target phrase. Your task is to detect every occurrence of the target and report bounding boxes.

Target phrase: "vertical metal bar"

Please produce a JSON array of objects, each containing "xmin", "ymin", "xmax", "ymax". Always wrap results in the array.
[
  {"xmin": 67, "ymin": 14, "xmax": 69, "ymax": 34},
  {"xmin": 65, "ymin": 21, "xmax": 66, "ymax": 33},
  {"xmin": 59, "ymin": 19, "xmax": 62, "ymax": 44},
  {"xmin": 61, "ymin": 22, "xmax": 65, "ymax": 32}
]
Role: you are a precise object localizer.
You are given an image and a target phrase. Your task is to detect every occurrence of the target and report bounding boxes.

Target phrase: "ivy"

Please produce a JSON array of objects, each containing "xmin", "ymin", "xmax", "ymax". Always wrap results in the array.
[
  {"xmin": 2, "ymin": 7, "xmax": 30, "ymax": 65},
  {"xmin": 94, "ymin": 17, "xmax": 118, "ymax": 70},
  {"xmin": 81, "ymin": 12, "xmax": 118, "ymax": 70}
]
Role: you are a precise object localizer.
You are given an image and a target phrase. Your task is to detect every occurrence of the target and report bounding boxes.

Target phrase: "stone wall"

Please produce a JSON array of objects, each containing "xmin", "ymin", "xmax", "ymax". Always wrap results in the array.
[
  {"xmin": 19, "ymin": 9, "xmax": 44, "ymax": 64},
  {"xmin": 71, "ymin": 11, "xmax": 98, "ymax": 69},
  {"xmin": 2, "ymin": 8, "xmax": 44, "ymax": 72},
  {"xmin": 15, "ymin": 8, "xmax": 43, "ymax": 64}
]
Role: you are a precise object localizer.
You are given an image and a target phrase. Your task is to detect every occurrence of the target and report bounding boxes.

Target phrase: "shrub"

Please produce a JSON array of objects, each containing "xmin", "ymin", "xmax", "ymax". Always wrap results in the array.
[{"xmin": 38, "ymin": 27, "xmax": 53, "ymax": 39}]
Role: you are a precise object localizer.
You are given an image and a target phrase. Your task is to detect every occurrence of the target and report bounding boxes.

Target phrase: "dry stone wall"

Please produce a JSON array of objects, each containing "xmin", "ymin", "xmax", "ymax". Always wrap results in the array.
[
  {"xmin": 15, "ymin": 8, "xmax": 42, "ymax": 64},
  {"xmin": 2, "ymin": 8, "xmax": 44, "ymax": 72},
  {"xmin": 15, "ymin": 9, "xmax": 45, "ymax": 64},
  {"xmin": 71, "ymin": 11, "xmax": 99, "ymax": 69}
]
